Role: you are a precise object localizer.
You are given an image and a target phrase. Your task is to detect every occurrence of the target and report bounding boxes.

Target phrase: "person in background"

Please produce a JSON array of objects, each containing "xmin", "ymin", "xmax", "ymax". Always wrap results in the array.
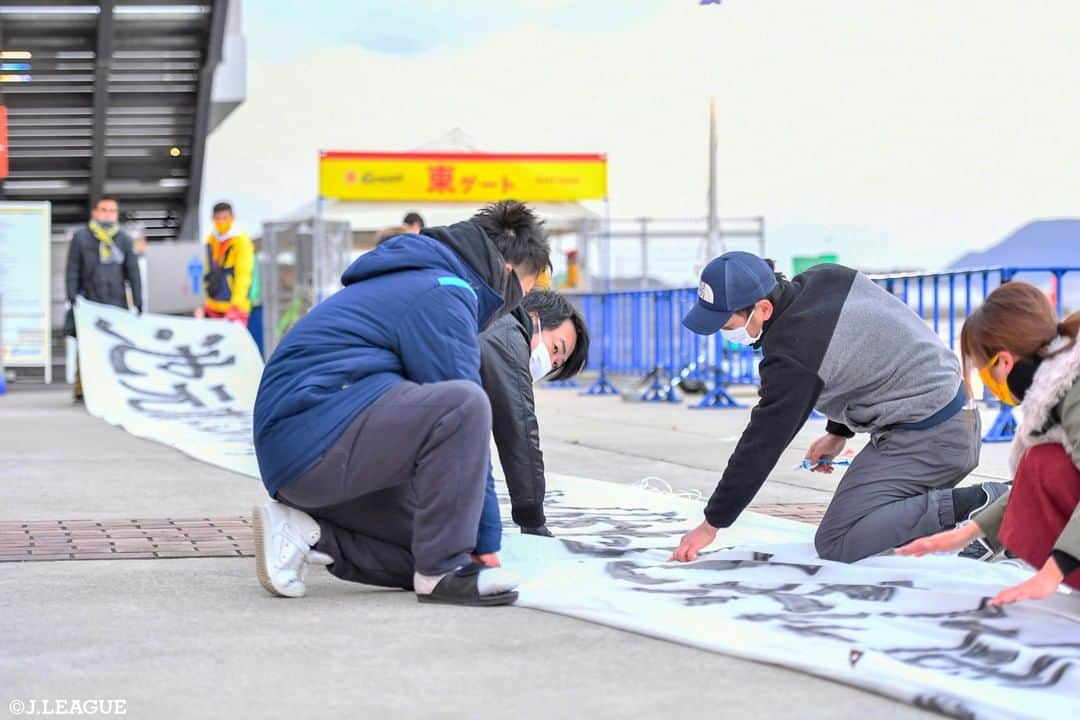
[
  {"xmin": 247, "ymin": 248, "xmax": 265, "ymax": 356},
  {"xmin": 403, "ymin": 212, "xmax": 425, "ymax": 234},
  {"xmin": 899, "ymin": 282, "xmax": 1080, "ymax": 604},
  {"xmin": 562, "ymin": 249, "xmax": 581, "ymax": 289},
  {"xmin": 198, "ymin": 201, "xmax": 254, "ymax": 326},
  {"xmin": 374, "ymin": 225, "xmax": 410, "ymax": 246},
  {"xmin": 671, "ymin": 252, "xmax": 1004, "ymax": 565},
  {"xmin": 479, "ymin": 290, "xmax": 589, "ymax": 535},
  {"xmin": 252, "ymin": 201, "xmax": 550, "ymax": 607},
  {"xmin": 65, "ymin": 196, "xmax": 142, "ymax": 401}
]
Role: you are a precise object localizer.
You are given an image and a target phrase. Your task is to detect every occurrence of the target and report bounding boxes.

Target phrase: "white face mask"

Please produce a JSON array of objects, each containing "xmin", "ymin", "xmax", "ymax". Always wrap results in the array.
[
  {"xmin": 529, "ymin": 319, "xmax": 554, "ymax": 384},
  {"xmin": 720, "ymin": 308, "xmax": 762, "ymax": 346}
]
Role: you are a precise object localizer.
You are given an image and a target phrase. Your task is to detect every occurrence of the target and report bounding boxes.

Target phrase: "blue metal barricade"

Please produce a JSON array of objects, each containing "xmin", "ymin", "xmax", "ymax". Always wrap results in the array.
[
  {"xmin": 569, "ymin": 266, "xmax": 1079, "ymax": 441},
  {"xmin": 870, "ymin": 267, "xmax": 1080, "ymax": 442}
]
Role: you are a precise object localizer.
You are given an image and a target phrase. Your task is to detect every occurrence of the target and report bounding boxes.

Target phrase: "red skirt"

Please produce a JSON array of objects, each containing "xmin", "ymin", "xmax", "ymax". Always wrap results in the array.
[{"xmin": 999, "ymin": 443, "xmax": 1080, "ymax": 590}]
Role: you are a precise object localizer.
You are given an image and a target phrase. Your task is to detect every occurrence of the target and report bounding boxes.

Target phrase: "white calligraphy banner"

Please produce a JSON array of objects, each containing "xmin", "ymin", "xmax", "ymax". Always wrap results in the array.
[
  {"xmin": 75, "ymin": 299, "xmax": 262, "ymax": 478},
  {"xmin": 507, "ymin": 477, "xmax": 1080, "ymax": 720},
  {"xmin": 74, "ymin": 300, "xmax": 1079, "ymax": 718}
]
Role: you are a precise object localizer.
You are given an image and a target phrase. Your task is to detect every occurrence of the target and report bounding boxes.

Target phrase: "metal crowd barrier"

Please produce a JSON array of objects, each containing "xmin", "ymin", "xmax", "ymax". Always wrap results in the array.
[
  {"xmin": 569, "ymin": 289, "xmax": 761, "ymax": 408},
  {"xmin": 870, "ymin": 267, "xmax": 1080, "ymax": 442},
  {"xmin": 567, "ymin": 266, "xmax": 1080, "ymax": 443}
]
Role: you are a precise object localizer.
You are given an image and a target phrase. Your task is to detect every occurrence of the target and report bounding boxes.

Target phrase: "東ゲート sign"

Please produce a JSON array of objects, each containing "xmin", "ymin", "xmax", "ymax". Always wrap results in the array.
[{"xmin": 318, "ymin": 151, "xmax": 607, "ymax": 202}]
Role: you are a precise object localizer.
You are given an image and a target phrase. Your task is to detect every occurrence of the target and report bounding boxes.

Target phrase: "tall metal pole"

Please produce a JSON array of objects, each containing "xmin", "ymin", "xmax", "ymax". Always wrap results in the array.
[
  {"xmin": 314, "ymin": 194, "xmax": 325, "ymax": 304},
  {"xmin": 576, "ymin": 217, "xmax": 589, "ymax": 292},
  {"xmin": 706, "ymin": 97, "xmax": 721, "ymax": 260},
  {"xmin": 603, "ymin": 196, "xmax": 612, "ymax": 292},
  {"xmin": 639, "ymin": 217, "xmax": 648, "ymax": 289}
]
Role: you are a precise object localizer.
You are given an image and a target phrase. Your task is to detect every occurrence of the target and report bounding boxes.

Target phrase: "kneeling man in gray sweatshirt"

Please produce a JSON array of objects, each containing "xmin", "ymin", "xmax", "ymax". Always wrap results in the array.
[{"xmin": 672, "ymin": 252, "xmax": 1004, "ymax": 564}]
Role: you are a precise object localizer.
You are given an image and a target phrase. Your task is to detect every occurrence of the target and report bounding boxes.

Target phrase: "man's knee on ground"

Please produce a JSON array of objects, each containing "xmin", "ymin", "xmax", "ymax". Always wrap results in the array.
[{"xmin": 814, "ymin": 526, "xmax": 863, "ymax": 564}]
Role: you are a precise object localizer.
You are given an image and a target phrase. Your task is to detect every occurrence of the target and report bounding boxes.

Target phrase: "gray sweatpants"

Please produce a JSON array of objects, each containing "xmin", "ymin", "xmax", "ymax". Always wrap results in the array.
[
  {"xmin": 276, "ymin": 380, "xmax": 492, "ymax": 589},
  {"xmin": 814, "ymin": 408, "xmax": 982, "ymax": 563}
]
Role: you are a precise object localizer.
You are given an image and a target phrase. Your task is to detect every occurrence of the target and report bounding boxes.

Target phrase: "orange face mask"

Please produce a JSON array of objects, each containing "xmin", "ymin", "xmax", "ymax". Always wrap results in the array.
[
  {"xmin": 214, "ymin": 219, "xmax": 232, "ymax": 236},
  {"xmin": 978, "ymin": 353, "xmax": 1017, "ymax": 406}
]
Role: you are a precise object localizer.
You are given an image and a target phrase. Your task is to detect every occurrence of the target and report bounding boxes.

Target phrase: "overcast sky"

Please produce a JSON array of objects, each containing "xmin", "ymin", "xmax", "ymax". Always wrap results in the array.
[{"xmin": 203, "ymin": 0, "xmax": 1080, "ymax": 278}]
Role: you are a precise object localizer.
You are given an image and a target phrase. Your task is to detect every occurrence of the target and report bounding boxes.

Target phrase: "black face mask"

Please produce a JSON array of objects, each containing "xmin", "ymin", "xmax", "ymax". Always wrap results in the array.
[{"xmin": 1006, "ymin": 356, "xmax": 1042, "ymax": 403}]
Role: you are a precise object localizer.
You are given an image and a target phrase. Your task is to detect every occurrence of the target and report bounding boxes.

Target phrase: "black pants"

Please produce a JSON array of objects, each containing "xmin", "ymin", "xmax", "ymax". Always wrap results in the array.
[{"xmin": 277, "ymin": 380, "xmax": 492, "ymax": 589}]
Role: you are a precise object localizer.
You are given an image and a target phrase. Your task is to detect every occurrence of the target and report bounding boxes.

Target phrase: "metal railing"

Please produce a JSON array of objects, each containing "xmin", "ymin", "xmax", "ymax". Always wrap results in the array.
[
  {"xmin": 571, "ymin": 288, "xmax": 761, "ymax": 408},
  {"xmin": 569, "ymin": 266, "xmax": 1080, "ymax": 441}
]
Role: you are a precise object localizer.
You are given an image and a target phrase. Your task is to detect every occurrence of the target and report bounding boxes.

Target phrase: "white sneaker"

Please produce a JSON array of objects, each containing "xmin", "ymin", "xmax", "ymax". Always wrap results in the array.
[{"xmin": 252, "ymin": 501, "xmax": 330, "ymax": 598}]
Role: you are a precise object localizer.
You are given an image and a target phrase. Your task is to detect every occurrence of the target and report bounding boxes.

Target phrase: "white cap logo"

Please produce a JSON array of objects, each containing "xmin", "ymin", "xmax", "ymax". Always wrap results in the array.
[{"xmin": 698, "ymin": 281, "xmax": 714, "ymax": 304}]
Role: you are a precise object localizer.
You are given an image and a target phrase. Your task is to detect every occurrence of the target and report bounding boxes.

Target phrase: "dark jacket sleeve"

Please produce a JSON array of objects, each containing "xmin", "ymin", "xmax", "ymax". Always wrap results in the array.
[
  {"xmin": 122, "ymin": 233, "xmax": 143, "ymax": 312},
  {"xmin": 705, "ymin": 353, "xmax": 824, "ymax": 528},
  {"xmin": 65, "ymin": 231, "xmax": 84, "ymax": 303},
  {"xmin": 479, "ymin": 314, "xmax": 547, "ymax": 529}
]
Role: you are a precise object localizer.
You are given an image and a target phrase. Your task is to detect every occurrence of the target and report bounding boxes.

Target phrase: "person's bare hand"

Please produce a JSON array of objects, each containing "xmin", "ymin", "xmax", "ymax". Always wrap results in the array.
[
  {"xmin": 896, "ymin": 524, "xmax": 982, "ymax": 557},
  {"xmin": 805, "ymin": 433, "xmax": 847, "ymax": 473},
  {"xmin": 671, "ymin": 520, "xmax": 718, "ymax": 562},
  {"xmin": 193, "ymin": 307, "xmax": 205, "ymax": 319},
  {"xmin": 472, "ymin": 552, "xmax": 501, "ymax": 568},
  {"xmin": 990, "ymin": 558, "xmax": 1065, "ymax": 606}
]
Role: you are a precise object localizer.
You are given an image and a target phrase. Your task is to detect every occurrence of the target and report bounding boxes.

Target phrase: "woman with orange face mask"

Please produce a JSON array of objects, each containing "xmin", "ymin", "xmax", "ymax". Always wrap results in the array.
[{"xmin": 899, "ymin": 281, "xmax": 1080, "ymax": 605}]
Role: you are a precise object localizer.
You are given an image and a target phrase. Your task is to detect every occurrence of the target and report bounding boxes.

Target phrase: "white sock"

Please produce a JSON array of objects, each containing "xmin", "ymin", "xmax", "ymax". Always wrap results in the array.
[
  {"xmin": 413, "ymin": 567, "xmax": 520, "ymax": 596},
  {"xmin": 307, "ymin": 550, "xmax": 334, "ymax": 566},
  {"xmin": 413, "ymin": 570, "xmax": 446, "ymax": 595},
  {"xmin": 478, "ymin": 568, "xmax": 519, "ymax": 595}
]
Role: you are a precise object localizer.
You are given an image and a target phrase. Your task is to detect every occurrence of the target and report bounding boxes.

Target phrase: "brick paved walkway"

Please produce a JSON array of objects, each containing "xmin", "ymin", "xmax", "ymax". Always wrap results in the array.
[
  {"xmin": 0, "ymin": 504, "xmax": 828, "ymax": 563},
  {"xmin": 0, "ymin": 517, "xmax": 254, "ymax": 562}
]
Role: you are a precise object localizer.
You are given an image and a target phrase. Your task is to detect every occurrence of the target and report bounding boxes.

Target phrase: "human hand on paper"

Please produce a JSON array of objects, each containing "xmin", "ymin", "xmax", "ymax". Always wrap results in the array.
[
  {"xmin": 193, "ymin": 307, "xmax": 205, "ymax": 319},
  {"xmin": 804, "ymin": 433, "xmax": 848, "ymax": 473},
  {"xmin": 990, "ymin": 558, "xmax": 1065, "ymax": 606},
  {"xmin": 671, "ymin": 520, "xmax": 717, "ymax": 562},
  {"xmin": 896, "ymin": 523, "xmax": 982, "ymax": 557}
]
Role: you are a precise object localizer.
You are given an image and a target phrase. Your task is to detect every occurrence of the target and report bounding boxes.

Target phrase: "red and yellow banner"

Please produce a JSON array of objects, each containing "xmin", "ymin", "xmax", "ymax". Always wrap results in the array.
[{"xmin": 318, "ymin": 151, "xmax": 607, "ymax": 202}]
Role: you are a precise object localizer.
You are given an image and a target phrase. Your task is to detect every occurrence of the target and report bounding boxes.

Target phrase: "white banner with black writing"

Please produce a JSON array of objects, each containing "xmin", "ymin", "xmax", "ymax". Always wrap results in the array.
[
  {"xmin": 506, "ymin": 477, "xmax": 1079, "ymax": 720},
  {"xmin": 74, "ymin": 299, "xmax": 1079, "ymax": 719},
  {"xmin": 75, "ymin": 298, "xmax": 262, "ymax": 478}
]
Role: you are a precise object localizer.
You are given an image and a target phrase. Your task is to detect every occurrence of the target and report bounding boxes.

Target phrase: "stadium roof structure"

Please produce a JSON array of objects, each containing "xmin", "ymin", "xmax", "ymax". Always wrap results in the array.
[{"xmin": 0, "ymin": 0, "xmax": 245, "ymax": 241}]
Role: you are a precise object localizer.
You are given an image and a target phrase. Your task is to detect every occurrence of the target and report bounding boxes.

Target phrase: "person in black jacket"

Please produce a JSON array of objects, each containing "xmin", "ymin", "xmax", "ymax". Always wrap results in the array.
[
  {"xmin": 479, "ymin": 289, "xmax": 589, "ymax": 534},
  {"xmin": 65, "ymin": 196, "xmax": 143, "ymax": 400}
]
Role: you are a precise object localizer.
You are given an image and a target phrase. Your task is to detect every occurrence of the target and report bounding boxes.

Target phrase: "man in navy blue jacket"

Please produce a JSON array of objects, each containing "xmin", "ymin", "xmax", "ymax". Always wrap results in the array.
[{"xmin": 252, "ymin": 201, "xmax": 550, "ymax": 606}]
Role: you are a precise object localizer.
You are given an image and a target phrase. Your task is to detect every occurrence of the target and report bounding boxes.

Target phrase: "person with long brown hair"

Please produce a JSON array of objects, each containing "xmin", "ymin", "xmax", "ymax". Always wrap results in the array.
[{"xmin": 899, "ymin": 281, "xmax": 1080, "ymax": 605}]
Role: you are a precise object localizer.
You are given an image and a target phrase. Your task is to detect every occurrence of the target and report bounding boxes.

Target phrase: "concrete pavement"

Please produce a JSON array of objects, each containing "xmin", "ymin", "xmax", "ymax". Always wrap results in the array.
[{"xmin": 0, "ymin": 381, "xmax": 1009, "ymax": 718}]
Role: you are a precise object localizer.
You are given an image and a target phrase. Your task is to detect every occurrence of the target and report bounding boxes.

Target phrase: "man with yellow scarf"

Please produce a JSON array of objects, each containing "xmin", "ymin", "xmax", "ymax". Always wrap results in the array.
[
  {"xmin": 65, "ymin": 196, "xmax": 143, "ymax": 401},
  {"xmin": 197, "ymin": 201, "xmax": 255, "ymax": 326}
]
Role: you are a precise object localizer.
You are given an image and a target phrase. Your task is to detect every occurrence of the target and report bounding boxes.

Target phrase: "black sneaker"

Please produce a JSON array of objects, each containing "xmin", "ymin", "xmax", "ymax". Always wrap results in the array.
[
  {"xmin": 959, "ymin": 537, "xmax": 995, "ymax": 561},
  {"xmin": 958, "ymin": 481, "xmax": 1010, "ymax": 561}
]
